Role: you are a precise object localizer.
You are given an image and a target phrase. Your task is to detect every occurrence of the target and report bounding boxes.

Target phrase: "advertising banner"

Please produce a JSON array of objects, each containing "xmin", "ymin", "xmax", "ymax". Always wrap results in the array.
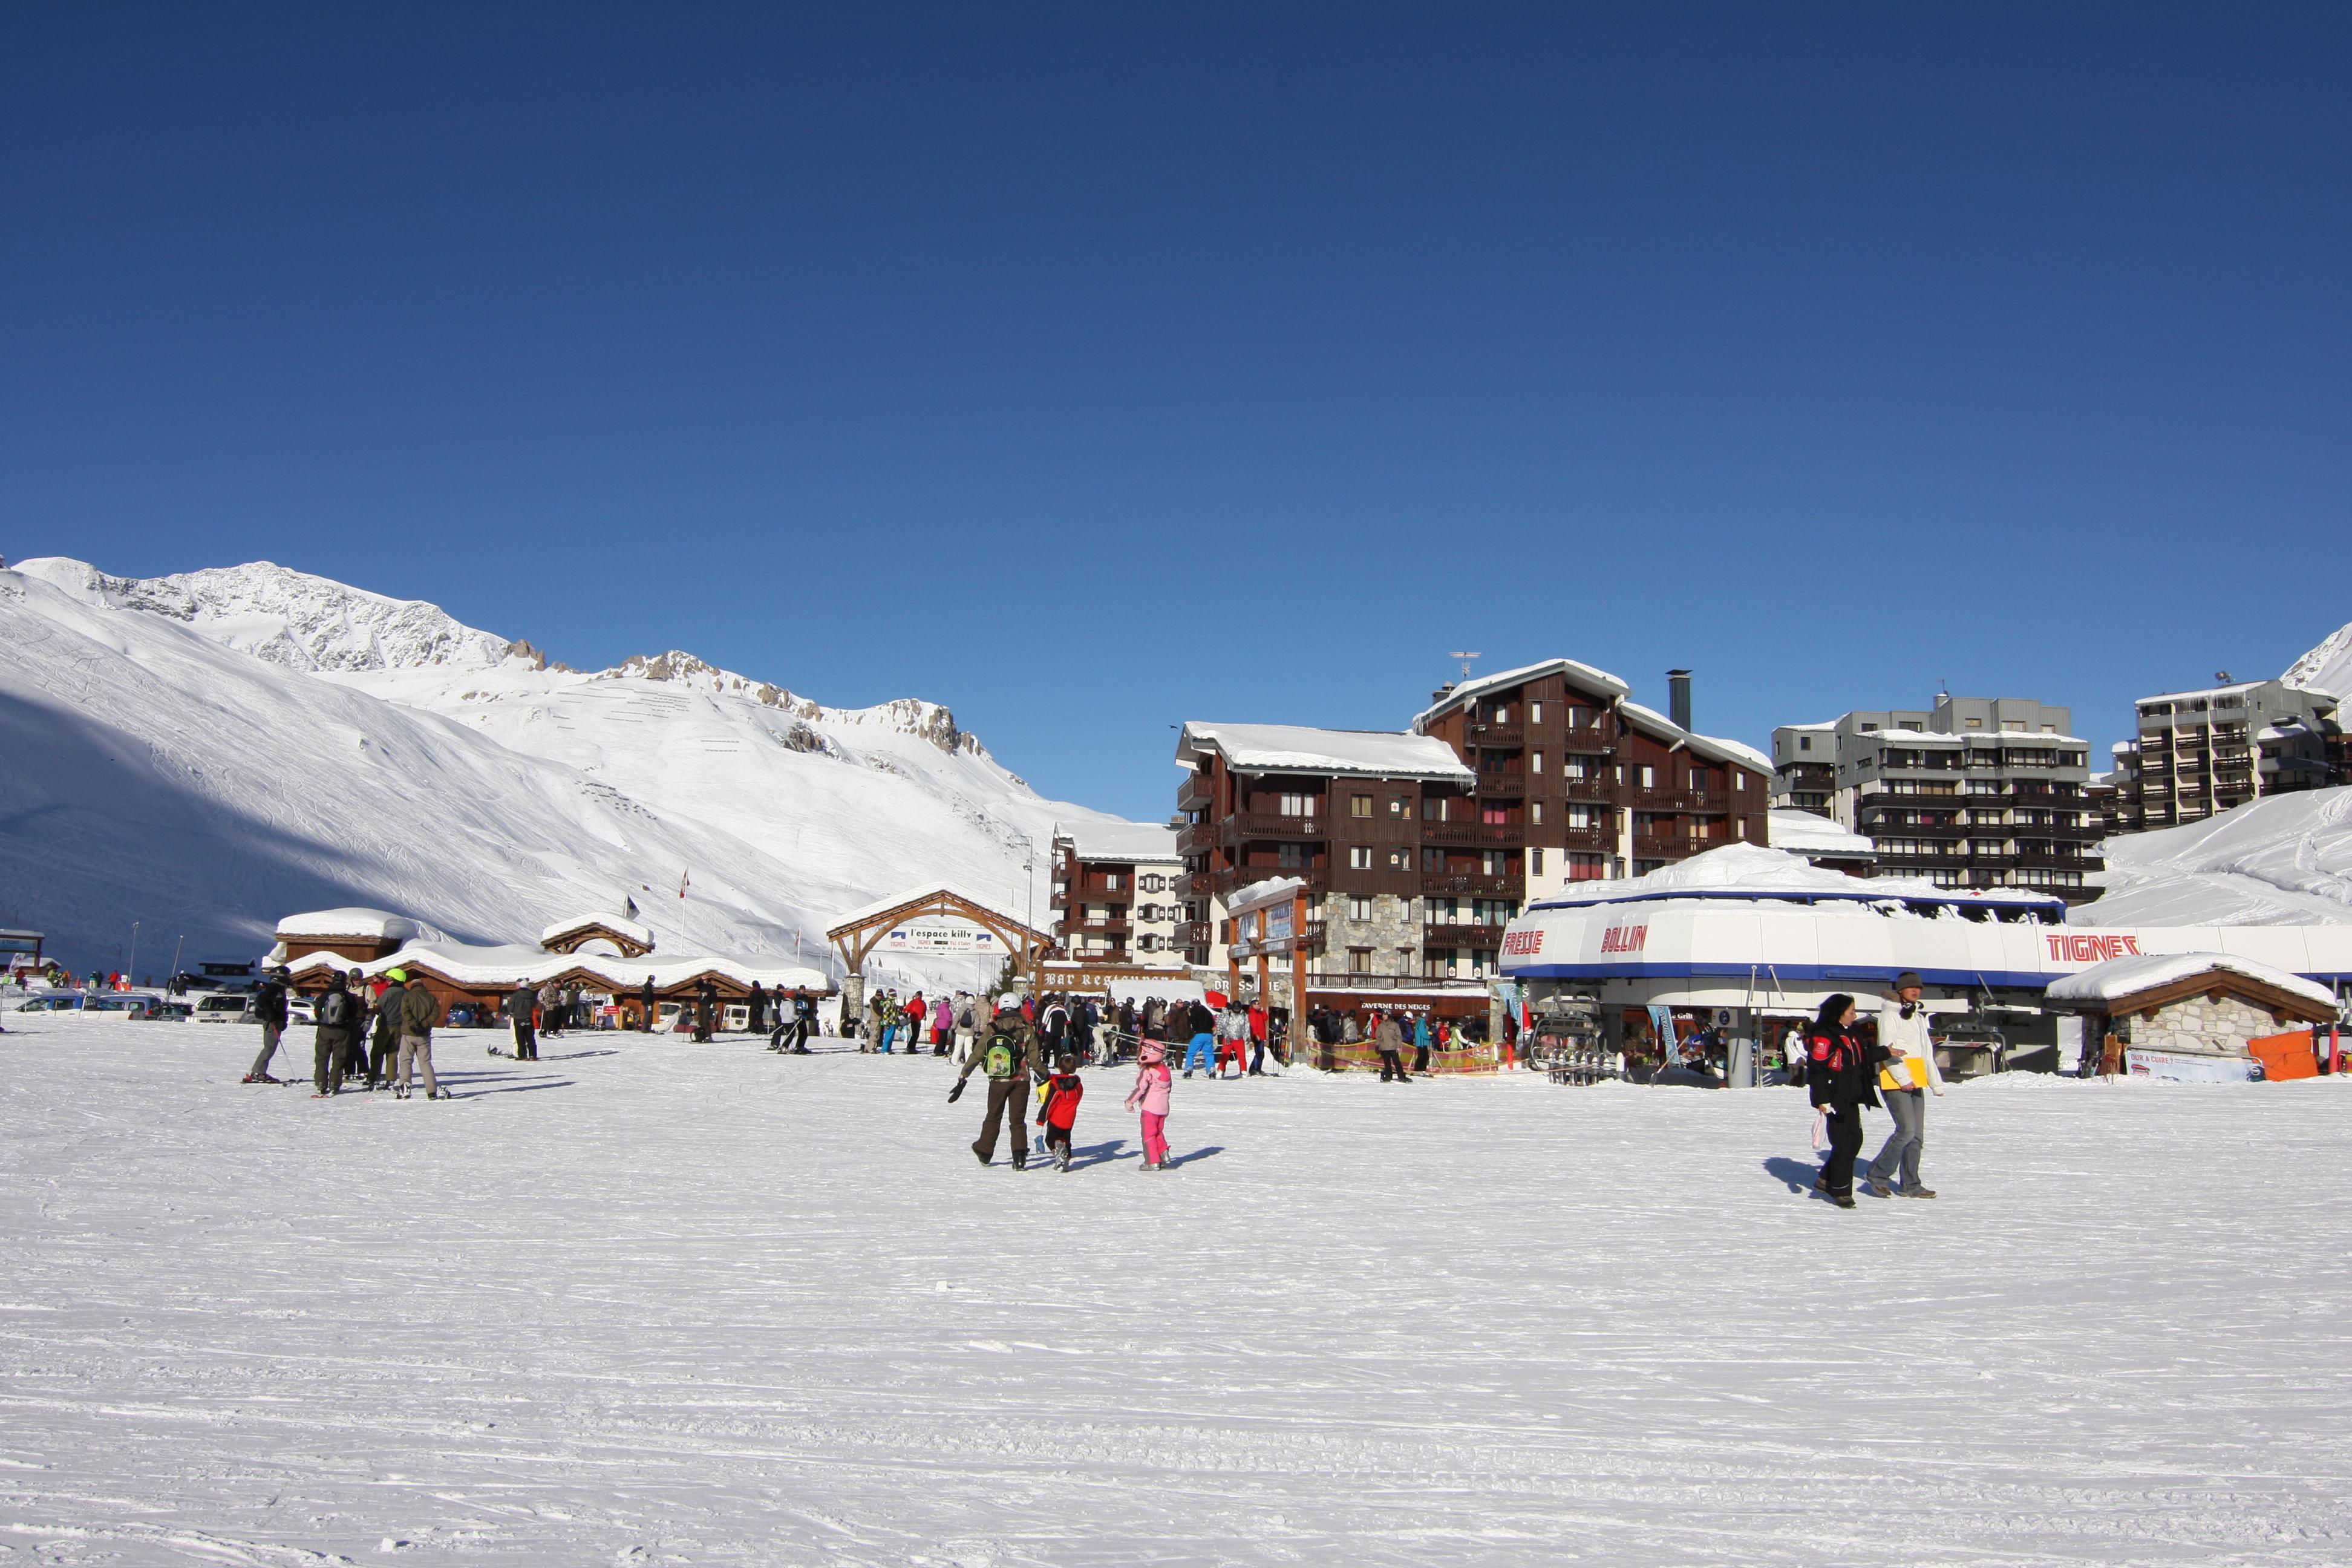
[
  {"xmin": 877, "ymin": 924, "xmax": 1002, "ymax": 955},
  {"xmin": 2126, "ymin": 1048, "xmax": 2256, "ymax": 1084}
]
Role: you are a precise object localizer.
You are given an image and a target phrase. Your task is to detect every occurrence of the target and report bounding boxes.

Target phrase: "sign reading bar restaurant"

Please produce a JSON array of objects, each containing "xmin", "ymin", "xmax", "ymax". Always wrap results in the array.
[{"xmin": 877, "ymin": 924, "xmax": 1002, "ymax": 955}]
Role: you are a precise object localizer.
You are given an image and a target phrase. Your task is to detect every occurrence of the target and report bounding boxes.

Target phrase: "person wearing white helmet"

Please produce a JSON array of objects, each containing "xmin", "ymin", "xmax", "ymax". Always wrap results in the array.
[{"xmin": 949, "ymin": 993, "xmax": 1040, "ymax": 1169}]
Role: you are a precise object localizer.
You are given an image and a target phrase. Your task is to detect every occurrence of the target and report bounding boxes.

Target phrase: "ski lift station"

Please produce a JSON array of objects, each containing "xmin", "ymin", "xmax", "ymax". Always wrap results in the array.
[{"xmin": 1498, "ymin": 845, "xmax": 2352, "ymax": 1076}]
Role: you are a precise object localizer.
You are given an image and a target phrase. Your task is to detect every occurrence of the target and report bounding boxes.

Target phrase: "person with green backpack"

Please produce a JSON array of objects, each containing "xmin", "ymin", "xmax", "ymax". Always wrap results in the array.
[{"xmin": 949, "ymin": 994, "xmax": 1040, "ymax": 1169}]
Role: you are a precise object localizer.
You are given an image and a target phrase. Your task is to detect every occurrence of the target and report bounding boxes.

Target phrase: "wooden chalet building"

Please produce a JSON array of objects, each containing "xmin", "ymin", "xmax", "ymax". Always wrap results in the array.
[
  {"xmin": 1174, "ymin": 722, "xmax": 1479, "ymax": 981},
  {"xmin": 1174, "ymin": 662, "xmax": 1769, "ymax": 984},
  {"xmin": 1413, "ymin": 661, "xmax": 1773, "ymax": 902},
  {"xmin": 1051, "ymin": 822, "xmax": 1185, "ymax": 964}
]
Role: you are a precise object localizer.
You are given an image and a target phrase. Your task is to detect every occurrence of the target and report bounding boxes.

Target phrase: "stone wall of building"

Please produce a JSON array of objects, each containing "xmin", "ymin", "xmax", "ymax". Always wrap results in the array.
[
  {"xmin": 2117, "ymin": 992, "xmax": 2282, "ymax": 1056},
  {"xmin": 1318, "ymin": 893, "xmax": 1422, "ymax": 978}
]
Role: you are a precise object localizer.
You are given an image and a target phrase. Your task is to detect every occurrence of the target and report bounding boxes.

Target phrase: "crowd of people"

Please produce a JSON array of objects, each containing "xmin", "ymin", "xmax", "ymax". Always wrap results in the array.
[
  {"xmin": 218, "ymin": 955, "xmax": 1942, "ymax": 1206},
  {"xmin": 240, "ymin": 964, "xmax": 455, "ymax": 1100}
]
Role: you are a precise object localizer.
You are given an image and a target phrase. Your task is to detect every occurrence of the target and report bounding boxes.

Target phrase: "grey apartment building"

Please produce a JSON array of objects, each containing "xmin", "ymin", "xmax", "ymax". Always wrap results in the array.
[
  {"xmin": 2108, "ymin": 679, "xmax": 2342, "ymax": 832},
  {"xmin": 1771, "ymin": 696, "xmax": 2102, "ymax": 900}
]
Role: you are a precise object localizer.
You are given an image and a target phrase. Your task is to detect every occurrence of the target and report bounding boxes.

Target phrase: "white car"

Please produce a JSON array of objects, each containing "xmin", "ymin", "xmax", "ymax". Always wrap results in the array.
[{"xmin": 195, "ymin": 994, "xmax": 254, "ymax": 1023}]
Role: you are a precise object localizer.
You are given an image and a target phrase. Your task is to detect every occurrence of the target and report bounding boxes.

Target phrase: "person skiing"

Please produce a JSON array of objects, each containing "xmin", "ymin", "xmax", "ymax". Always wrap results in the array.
[
  {"xmin": 1036, "ymin": 1051, "xmax": 1085, "ymax": 1171},
  {"xmin": 1806, "ymin": 993, "xmax": 1890, "ymax": 1208},
  {"xmin": 1183, "ymin": 998, "xmax": 1215, "ymax": 1079},
  {"xmin": 505, "ymin": 979, "xmax": 540, "ymax": 1061},
  {"xmin": 1247, "ymin": 1002, "xmax": 1270, "ymax": 1074},
  {"xmin": 747, "ymin": 981, "xmax": 769, "ymax": 1036},
  {"xmin": 1125, "ymin": 1039, "xmax": 1173, "ymax": 1172},
  {"xmin": 1412, "ymin": 1014, "xmax": 1434, "ymax": 1075},
  {"xmin": 243, "ymin": 966, "xmax": 292, "ymax": 1083},
  {"xmin": 394, "ymin": 969, "xmax": 448, "ymax": 1100},
  {"xmin": 791, "ymin": 987, "xmax": 815, "ymax": 1051},
  {"xmin": 310, "ymin": 972, "xmax": 361, "ymax": 1097},
  {"xmin": 950, "ymin": 995, "xmax": 1039, "ymax": 1169},
  {"xmin": 1864, "ymin": 972, "xmax": 1942, "ymax": 1199}
]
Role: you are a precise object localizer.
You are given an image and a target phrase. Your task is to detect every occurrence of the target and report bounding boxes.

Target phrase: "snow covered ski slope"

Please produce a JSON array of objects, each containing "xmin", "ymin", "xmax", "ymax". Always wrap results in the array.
[
  {"xmin": 1, "ymin": 558, "xmax": 1124, "ymax": 973},
  {"xmin": 4, "ymin": 1016, "xmax": 2349, "ymax": 1566},
  {"xmin": 2083, "ymin": 786, "xmax": 2352, "ymax": 927}
]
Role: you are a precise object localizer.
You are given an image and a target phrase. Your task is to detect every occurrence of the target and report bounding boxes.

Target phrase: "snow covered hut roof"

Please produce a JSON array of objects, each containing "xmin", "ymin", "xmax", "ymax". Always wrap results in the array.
[
  {"xmin": 1227, "ymin": 876, "xmax": 1308, "ymax": 917},
  {"xmin": 2045, "ymin": 952, "xmax": 2339, "ymax": 1013},
  {"xmin": 275, "ymin": 908, "xmax": 423, "ymax": 942},
  {"xmin": 1057, "ymin": 820, "xmax": 1181, "ymax": 864},
  {"xmin": 538, "ymin": 912, "xmax": 655, "ymax": 952},
  {"xmin": 1176, "ymin": 722, "xmax": 1476, "ymax": 783},
  {"xmin": 1767, "ymin": 809, "xmax": 1878, "ymax": 860},
  {"xmin": 288, "ymin": 941, "xmax": 828, "ymax": 994},
  {"xmin": 1411, "ymin": 658, "xmax": 1632, "ymax": 728}
]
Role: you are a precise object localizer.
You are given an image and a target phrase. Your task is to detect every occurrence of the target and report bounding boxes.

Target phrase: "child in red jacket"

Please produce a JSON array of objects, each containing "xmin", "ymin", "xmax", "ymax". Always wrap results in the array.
[{"xmin": 1036, "ymin": 1052, "xmax": 1085, "ymax": 1172}]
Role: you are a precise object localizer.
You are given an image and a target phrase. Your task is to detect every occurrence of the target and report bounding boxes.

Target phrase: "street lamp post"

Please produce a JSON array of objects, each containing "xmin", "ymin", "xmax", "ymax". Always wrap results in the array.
[{"xmin": 128, "ymin": 921, "xmax": 140, "ymax": 987}]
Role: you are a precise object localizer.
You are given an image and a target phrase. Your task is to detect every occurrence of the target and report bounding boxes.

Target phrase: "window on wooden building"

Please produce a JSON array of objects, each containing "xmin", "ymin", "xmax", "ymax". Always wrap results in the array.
[
  {"xmin": 1349, "ymin": 846, "xmax": 1371, "ymax": 869},
  {"xmin": 1350, "ymin": 794, "xmax": 1372, "ymax": 818},
  {"xmin": 1279, "ymin": 793, "xmax": 1312, "ymax": 817}
]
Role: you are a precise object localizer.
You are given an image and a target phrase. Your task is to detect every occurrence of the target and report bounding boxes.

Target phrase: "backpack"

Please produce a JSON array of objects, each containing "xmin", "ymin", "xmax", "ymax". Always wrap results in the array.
[
  {"xmin": 982, "ymin": 1028, "xmax": 1021, "ymax": 1080},
  {"xmin": 319, "ymin": 990, "xmax": 356, "ymax": 1029}
]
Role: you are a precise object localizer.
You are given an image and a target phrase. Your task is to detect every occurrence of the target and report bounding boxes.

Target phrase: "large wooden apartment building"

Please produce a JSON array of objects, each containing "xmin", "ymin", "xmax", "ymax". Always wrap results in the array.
[{"xmin": 1174, "ymin": 660, "xmax": 1772, "ymax": 982}]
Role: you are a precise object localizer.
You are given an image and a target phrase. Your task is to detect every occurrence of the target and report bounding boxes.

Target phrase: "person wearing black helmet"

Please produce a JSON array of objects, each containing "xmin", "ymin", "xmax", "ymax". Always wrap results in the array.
[{"xmin": 243, "ymin": 966, "xmax": 293, "ymax": 1083}]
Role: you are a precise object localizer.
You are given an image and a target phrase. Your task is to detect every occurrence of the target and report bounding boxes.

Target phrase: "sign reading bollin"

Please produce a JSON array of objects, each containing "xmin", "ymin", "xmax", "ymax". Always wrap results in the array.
[{"xmin": 877, "ymin": 924, "xmax": 1002, "ymax": 955}]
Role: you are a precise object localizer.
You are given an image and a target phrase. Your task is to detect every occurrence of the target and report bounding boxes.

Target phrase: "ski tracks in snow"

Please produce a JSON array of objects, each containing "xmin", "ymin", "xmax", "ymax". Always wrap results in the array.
[{"xmin": 2, "ymin": 1022, "xmax": 2350, "ymax": 1564}]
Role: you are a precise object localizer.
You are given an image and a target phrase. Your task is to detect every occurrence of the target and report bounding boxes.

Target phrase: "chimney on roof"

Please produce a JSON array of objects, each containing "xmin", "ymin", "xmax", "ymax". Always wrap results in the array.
[
  {"xmin": 1667, "ymin": 670, "xmax": 1692, "ymax": 732},
  {"xmin": 1432, "ymin": 681, "xmax": 1455, "ymax": 706}
]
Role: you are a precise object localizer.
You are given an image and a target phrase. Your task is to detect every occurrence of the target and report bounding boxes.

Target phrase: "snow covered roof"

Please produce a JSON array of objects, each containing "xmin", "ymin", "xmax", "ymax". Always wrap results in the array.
[
  {"xmin": 275, "ymin": 908, "xmax": 423, "ymax": 942},
  {"xmin": 2045, "ymin": 952, "xmax": 2339, "ymax": 1013},
  {"xmin": 1411, "ymin": 658, "xmax": 1632, "ymax": 729},
  {"xmin": 538, "ymin": 912, "xmax": 656, "ymax": 950},
  {"xmin": 1767, "ymin": 809, "xmax": 1877, "ymax": 860},
  {"xmin": 288, "ymin": 941, "xmax": 828, "ymax": 993},
  {"xmin": 1177, "ymin": 722, "xmax": 1476, "ymax": 783},
  {"xmin": 2137, "ymin": 681, "xmax": 2275, "ymax": 705},
  {"xmin": 1529, "ymin": 843, "xmax": 2065, "ymax": 916},
  {"xmin": 1616, "ymin": 702, "xmax": 1774, "ymax": 774},
  {"xmin": 1227, "ymin": 876, "xmax": 1308, "ymax": 916},
  {"xmin": 1057, "ymin": 820, "xmax": 1181, "ymax": 864},
  {"xmin": 826, "ymin": 882, "xmax": 1047, "ymax": 939}
]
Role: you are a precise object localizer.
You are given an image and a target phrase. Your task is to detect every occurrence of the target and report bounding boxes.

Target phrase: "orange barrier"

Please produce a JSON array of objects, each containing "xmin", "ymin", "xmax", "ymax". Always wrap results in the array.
[{"xmin": 2249, "ymin": 1030, "xmax": 2320, "ymax": 1082}]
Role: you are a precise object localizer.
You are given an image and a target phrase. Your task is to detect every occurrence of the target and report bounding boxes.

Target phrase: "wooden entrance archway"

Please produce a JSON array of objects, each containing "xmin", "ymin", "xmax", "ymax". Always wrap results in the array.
[{"xmin": 825, "ymin": 885, "xmax": 1057, "ymax": 1016}]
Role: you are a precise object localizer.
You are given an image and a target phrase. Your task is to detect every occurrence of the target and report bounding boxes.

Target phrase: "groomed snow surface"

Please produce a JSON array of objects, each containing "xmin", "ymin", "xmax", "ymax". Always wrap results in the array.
[{"xmin": 5, "ymin": 1019, "xmax": 2350, "ymax": 1566}]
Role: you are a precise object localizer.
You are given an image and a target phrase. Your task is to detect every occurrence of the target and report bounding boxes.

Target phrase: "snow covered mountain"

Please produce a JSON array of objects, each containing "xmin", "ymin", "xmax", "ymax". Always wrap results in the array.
[
  {"xmin": 2284, "ymin": 619, "xmax": 2352, "ymax": 699},
  {"xmin": 1, "ymin": 558, "xmax": 1120, "ymax": 975}
]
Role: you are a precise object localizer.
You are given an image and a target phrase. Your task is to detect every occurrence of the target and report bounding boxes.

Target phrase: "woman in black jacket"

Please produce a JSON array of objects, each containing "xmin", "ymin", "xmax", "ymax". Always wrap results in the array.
[{"xmin": 1805, "ymin": 993, "xmax": 1890, "ymax": 1208}]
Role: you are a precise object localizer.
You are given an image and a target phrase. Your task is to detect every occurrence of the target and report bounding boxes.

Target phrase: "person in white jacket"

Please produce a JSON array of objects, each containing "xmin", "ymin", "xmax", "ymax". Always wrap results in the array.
[{"xmin": 1865, "ymin": 971, "xmax": 1944, "ymax": 1198}]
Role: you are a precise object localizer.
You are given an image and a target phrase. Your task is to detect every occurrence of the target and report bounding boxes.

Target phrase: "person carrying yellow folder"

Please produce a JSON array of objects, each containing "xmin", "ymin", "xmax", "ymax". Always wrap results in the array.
[{"xmin": 1865, "ymin": 971, "xmax": 1945, "ymax": 1198}]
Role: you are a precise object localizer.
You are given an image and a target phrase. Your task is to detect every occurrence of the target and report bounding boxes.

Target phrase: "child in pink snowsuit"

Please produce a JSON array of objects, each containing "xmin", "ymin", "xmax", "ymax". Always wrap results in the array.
[{"xmin": 1126, "ymin": 1040, "xmax": 1173, "ymax": 1171}]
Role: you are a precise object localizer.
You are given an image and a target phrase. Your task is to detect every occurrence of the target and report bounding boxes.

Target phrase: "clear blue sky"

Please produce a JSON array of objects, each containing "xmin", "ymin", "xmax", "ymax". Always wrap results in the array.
[{"xmin": 6, "ymin": 4, "xmax": 2346, "ymax": 819}]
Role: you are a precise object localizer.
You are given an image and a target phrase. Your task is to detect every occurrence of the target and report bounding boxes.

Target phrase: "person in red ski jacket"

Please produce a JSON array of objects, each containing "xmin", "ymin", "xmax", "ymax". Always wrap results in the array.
[
  {"xmin": 1036, "ymin": 1052, "xmax": 1085, "ymax": 1172},
  {"xmin": 1806, "ymin": 993, "xmax": 1890, "ymax": 1209}
]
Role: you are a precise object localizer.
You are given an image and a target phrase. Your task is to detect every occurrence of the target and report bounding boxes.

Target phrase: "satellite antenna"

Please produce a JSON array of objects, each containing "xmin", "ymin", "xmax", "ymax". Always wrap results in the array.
[
  {"xmin": 1450, "ymin": 651, "xmax": 1481, "ymax": 681},
  {"xmin": 2215, "ymin": 670, "xmax": 2232, "ymax": 683}
]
